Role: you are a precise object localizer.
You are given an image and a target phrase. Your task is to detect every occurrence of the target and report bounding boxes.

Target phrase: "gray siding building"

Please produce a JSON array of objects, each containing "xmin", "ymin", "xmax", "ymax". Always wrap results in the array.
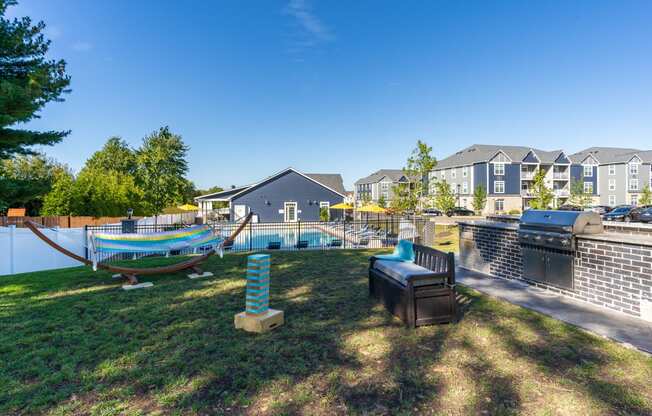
[
  {"xmin": 354, "ymin": 169, "xmax": 414, "ymax": 206},
  {"xmin": 570, "ymin": 147, "xmax": 652, "ymax": 206},
  {"xmin": 195, "ymin": 168, "xmax": 345, "ymax": 222}
]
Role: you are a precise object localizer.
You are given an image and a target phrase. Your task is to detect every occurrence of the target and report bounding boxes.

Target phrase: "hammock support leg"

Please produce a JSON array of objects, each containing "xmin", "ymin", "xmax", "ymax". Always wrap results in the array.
[{"xmin": 188, "ymin": 265, "xmax": 213, "ymax": 279}]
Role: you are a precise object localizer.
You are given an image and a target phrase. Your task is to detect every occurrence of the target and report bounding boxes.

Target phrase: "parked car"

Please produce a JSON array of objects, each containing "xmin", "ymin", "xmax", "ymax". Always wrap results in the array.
[
  {"xmin": 602, "ymin": 206, "xmax": 635, "ymax": 222},
  {"xmin": 586, "ymin": 205, "xmax": 613, "ymax": 215},
  {"xmin": 639, "ymin": 207, "xmax": 652, "ymax": 223},
  {"xmin": 558, "ymin": 204, "xmax": 583, "ymax": 211},
  {"xmin": 422, "ymin": 208, "xmax": 443, "ymax": 216},
  {"xmin": 629, "ymin": 205, "xmax": 652, "ymax": 222},
  {"xmin": 446, "ymin": 207, "xmax": 475, "ymax": 217}
]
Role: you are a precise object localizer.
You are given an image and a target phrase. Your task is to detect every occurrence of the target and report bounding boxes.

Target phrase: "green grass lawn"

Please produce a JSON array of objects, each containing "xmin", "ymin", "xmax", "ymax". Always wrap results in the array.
[
  {"xmin": 1, "ymin": 250, "xmax": 651, "ymax": 415},
  {"xmin": 431, "ymin": 224, "xmax": 459, "ymax": 253}
]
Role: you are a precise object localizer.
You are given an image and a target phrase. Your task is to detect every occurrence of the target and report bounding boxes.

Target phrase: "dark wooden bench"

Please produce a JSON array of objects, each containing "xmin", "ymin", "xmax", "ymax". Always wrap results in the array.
[{"xmin": 369, "ymin": 245, "xmax": 456, "ymax": 327}]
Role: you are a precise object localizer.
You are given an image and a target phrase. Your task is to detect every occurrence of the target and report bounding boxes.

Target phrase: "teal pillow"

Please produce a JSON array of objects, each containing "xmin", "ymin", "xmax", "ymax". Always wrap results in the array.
[{"xmin": 375, "ymin": 240, "xmax": 415, "ymax": 262}]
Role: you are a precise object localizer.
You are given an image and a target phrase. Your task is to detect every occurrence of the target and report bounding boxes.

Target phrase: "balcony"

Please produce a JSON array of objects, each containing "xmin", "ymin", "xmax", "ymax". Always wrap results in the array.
[
  {"xmin": 554, "ymin": 189, "xmax": 570, "ymax": 197},
  {"xmin": 553, "ymin": 172, "xmax": 569, "ymax": 180},
  {"xmin": 520, "ymin": 171, "xmax": 536, "ymax": 180},
  {"xmin": 521, "ymin": 189, "xmax": 535, "ymax": 197}
]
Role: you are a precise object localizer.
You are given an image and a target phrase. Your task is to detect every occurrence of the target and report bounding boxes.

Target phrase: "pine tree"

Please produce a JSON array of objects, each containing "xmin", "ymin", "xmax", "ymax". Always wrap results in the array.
[{"xmin": 0, "ymin": 0, "xmax": 71, "ymax": 158}]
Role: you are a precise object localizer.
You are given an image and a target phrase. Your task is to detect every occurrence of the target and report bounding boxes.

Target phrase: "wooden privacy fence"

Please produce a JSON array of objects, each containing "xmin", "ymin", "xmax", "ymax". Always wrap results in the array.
[{"xmin": 0, "ymin": 216, "xmax": 129, "ymax": 228}]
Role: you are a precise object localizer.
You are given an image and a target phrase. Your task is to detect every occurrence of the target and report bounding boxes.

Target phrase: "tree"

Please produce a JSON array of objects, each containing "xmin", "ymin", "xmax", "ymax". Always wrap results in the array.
[
  {"xmin": 41, "ymin": 169, "xmax": 74, "ymax": 215},
  {"xmin": 0, "ymin": 154, "xmax": 64, "ymax": 214},
  {"xmin": 0, "ymin": 0, "xmax": 71, "ymax": 159},
  {"xmin": 136, "ymin": 127, "xmax": 189, "ymax": 216},
  {"xmin": 71, "ymin": 168, "xmax": 143, "ymax": 216},
  {"xmin": 569, "ymin": 179, "xmax": 592, "ymax": 208},
  {"xmin": 529, "ymin": 168, "xmax": 553, "ymax": 209},
  {"xmin": 85, "ymin": 137, "xmax": 136, "ymax": 175},
  {"xmin": 433, "ymin": 180, "xmax": 456, "ymax": 213},
  {"xmin": 390, "ymin": 182, "xmax": 417, "ymax": 212},
  {"xmin": 640, "ymin": 185, "xmax": 652, "ymax": 206},
  {"xmin": 319, "ymin": 206, "xmax": 329, "ymax": 222},
  {"xmin": 377, "ymin": 194, "xmax": 386, "ymax": 208},
  {"xmin": 472, "ymin": 185, "xmax": 487, "ymax": 214},
  {"xmin": 403, "ymin": 140, "xmax": 437, "ymax": 208}
]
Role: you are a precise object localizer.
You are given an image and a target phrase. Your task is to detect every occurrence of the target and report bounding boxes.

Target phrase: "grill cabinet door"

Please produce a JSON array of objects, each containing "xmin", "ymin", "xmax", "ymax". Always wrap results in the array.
[
  {"xmin": 545, "ymin": 252, "xmax": 574, "ymax": 290},
  {"xmin": 522, "ymin": 247, "xmax": 546, "ymax": 282}
]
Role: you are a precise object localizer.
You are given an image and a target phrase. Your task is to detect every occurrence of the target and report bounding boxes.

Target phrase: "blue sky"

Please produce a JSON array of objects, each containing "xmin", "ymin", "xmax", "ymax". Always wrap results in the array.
[{"xmin": 8, "ymin": 0, "xmax": 652, "ymax": 189}]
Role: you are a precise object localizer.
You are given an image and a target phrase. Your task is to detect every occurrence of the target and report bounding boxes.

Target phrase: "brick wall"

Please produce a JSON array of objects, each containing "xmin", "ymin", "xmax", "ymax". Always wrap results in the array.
[
  {"xmin": 459, "ymin": 221, "xmax": 652, "ymax": 320},
  {"xmin": 575, "ymin": 238, "xmax": 652, "ymax": 318}
]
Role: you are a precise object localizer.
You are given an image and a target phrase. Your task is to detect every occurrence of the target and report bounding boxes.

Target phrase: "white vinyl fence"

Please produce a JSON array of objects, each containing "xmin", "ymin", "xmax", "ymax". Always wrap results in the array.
[
  {"xmin": 0, "ymin": 226, "xmax": 86, "ymax": 276},
  {"xmin": 137, "ymin": 212, "xmax": 197, "ymax": 226}
]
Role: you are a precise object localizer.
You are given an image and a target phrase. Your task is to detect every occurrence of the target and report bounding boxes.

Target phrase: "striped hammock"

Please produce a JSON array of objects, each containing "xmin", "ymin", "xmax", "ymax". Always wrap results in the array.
[{"xmin": 91, "ymin": 225, "xmax": 223, "ymax": 255}]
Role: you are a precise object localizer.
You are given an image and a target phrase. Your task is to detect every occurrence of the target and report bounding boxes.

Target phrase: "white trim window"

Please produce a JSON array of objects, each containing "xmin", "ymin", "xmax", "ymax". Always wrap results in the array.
[
  {"xmin": 583, "ymin": 182, "xmax": 593, "ymax": 194},
  {"xmin": 440, "ymin": 170, "xmax": 445, "ymax": 180},
  {"xmin": 494, "ymin": 199, "xmax": 504, "ymax": 212},
  {"xmin": 494, "ymin": 163, "xmax": 505, "ymax": 176},
  {"xmin": 629, "ymin": 178, "xmax": 639, "ymax": 191},
  {"xmin": 608, "ymin": 164, "xmax": 616, "ymax": 175},
  {"xmin": 631, "ymin": 195, "xmax": 639, "ymax": 206},
  {"xmin": 608, "ymin": 178, "xmax": 616, "ymax": 191},
  {"xmin": 608, "ymin": 195, "xmax": 616, "ymax": 206},
  {"xmin": 629, "ymin": 163, "xmax": 639, "ymax": 175},
  {"xmin": 451, "ymin": 169, "xmax": 456, "ymax": 179},
  {"xmin": 284, "ymin": 202, "xmax": 298, "ymax": 222},
  {"xmin": 319, "ymin": 201, "xmax": 330, "ymax": 220},
  {"xmin": 462, "ymin": 181, "xmax": 468, "ymax": 194},
  {"xmin": 462, "ymin": 166, "xmax": 468, "ymax": 177},
  {"xmin": 583, "ymin": 165, "xmax": 593, "ymax": 177},
  {"xmin": 494, "ymin": 181, "xmax": 505, "ymax": 194}
]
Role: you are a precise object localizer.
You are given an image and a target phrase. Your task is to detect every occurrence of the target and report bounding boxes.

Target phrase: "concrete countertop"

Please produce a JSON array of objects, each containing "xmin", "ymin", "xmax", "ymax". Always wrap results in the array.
[
  {"xmin": 579, "ymin": 232, "xmax": 652, "ymax": 248},
  {"xmin": 457, "ymin": 220, "xmax": 519, "ymax": 231}
]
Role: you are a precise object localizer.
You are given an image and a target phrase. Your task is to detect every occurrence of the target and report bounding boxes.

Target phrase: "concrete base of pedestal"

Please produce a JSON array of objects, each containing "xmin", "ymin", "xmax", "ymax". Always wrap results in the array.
[
  {"xmin": 234, "ymin": 309, "xmax": 284, "ymax": 333},
  {"xmin": 121, "ymin": 282, "xmax": 154, "ymax": 290}
]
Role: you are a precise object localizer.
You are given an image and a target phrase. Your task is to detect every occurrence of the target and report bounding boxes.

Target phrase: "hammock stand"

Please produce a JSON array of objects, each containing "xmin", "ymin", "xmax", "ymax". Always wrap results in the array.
[{"xmin": 24, "ymin": 213, "xmax": 252, "ymax": 286}]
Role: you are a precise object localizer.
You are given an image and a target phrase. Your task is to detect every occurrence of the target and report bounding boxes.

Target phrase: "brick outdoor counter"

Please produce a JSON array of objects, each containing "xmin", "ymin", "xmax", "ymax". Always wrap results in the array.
[{"xmin": 458, "ymin": 220, "xmax": 652, "ymax": 321}]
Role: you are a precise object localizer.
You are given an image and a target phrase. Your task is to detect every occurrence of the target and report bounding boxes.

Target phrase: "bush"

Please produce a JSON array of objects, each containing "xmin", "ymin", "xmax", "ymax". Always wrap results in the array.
[{"xmin": 508, "ymin": 209, "xmax": 521, "ymax": 215}]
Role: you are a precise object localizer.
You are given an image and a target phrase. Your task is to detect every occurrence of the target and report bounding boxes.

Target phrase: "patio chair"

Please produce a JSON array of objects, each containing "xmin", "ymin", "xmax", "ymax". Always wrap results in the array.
[
  {"xmin": 295, "ymin": 240, "xmax": 309, "ymax": 249},
  {"xmin": 267, "ymin": 241, "xmax": 281, "ymax": 250}
]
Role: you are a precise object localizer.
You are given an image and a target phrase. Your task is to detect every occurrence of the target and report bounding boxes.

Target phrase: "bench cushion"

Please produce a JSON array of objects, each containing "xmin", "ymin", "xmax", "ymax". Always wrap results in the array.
[{"xmin": 373, "ymin": 259, "xmax": 445, "ymax": 287}]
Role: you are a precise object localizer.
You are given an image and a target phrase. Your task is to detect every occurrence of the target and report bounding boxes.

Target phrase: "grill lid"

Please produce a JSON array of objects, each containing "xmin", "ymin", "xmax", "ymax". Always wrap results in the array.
[{"xmin": 519, "ymin": 210, "xmax": 603, "ymax": 235}]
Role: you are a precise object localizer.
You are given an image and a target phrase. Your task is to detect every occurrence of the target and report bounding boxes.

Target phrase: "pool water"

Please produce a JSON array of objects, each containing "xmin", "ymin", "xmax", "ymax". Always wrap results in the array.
[{"xmin": 225, "ymin": 228, "xmax": 339, "ymax": 250}]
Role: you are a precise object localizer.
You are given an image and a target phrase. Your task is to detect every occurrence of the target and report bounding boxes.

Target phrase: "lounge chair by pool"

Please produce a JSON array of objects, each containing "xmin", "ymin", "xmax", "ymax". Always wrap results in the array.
[
  {"xmin": 295, "ymin": 240, "xmax": 309, "ymax": 249},
  {"xmin": 267, "ymin": 241, "xmax": 281, "ymax": 250}
]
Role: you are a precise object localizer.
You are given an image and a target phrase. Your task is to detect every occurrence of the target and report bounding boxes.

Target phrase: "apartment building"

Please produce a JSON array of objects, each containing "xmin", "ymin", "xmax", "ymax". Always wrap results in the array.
[
  {"xmin": 353, "ymin": 169, "xmax": 413, "ymax": 205},
  {"xmin": 429, "ymin": 144, "xmax": 579, "ymax": 214},
  {"xmin": 569, "ymin": 147, "xmax": 652, "ymax": 206}
]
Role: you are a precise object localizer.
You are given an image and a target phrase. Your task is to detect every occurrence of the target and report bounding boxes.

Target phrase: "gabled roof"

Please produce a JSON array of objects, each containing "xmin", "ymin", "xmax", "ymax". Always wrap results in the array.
[
  {"xmin": 354, "ymin": 169, "xmax": 413, "ymax": 185},
  {"xmin": 436, "ymin": 144, "xmax": 565, "ymax": 169},
  {"xmin": 569, "ymin": 147, "xmax": 647, "ymax": 165},
  {"xmin": 195, "ymin": 168, "xmax": 345, "ymax": 201}
]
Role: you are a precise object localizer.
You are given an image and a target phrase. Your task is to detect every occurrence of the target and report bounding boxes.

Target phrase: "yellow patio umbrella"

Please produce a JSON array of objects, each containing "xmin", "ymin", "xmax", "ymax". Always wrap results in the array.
[
  {"xmin": 178, "ymin": 204, "xmax": 199, "ymax": 211},
  {"xmin": 330, "ymin": 202, "xmax": 354, "ymax": 210},
  {"xmin": 358, "ymin": 204, "xmax": 387, "ymax": 221}
]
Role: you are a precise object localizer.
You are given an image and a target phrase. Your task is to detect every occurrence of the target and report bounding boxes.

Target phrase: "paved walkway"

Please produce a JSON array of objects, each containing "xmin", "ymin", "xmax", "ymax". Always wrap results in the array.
[{"xmin": 457, "ymin": 267, "xmax": 652, "ymax": 355}]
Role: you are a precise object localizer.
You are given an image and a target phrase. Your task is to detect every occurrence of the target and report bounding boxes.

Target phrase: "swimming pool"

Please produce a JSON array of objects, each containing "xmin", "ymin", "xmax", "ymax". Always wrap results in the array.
[{"xmin": 220, "ymin": 226, "xmax": 341, "ymax": 251}]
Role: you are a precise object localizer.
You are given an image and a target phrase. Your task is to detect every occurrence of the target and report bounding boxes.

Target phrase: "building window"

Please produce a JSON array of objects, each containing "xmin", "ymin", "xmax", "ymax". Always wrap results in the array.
[
  {"xmin": 495, "ymin": 199, "xmax": 504, "ymax": 212},
  {"xmin": 380, "ymin": 182, "xmax": 389, "ymax": 199},
  {"xmin": 630, "ymin": 179, "xmax": 639, "ymax": 191},
  {"xmin": 583, "ymin": 182, "xmax": 593, "ymax": 194},
  {"xmin": 608, "ymin": 179, "xmax": 616, "ymax": 191},
  {"xmin": 632, "ymin": 195, "xmax": 639, "ymax": 206},
  {"xmin": 462, "ymin": 166, "xmax": 468, "ymax": 177},
  {"xmin": 461, "ymin": 198, "xmax": 467, "ymax": 207},
  {"xmin": 583, "ymin": 165, "xmax": 593, "ymax": 177},
  {"xmin": 630, "ymin": 163, "xmax": 639, "ymax": 175},
  {"xmin": 608, "ymin": 195, "xmax": 616, "ymax": 206},
  {"xmin": 451, "ymin": 169, "xmax": 456, "ymax": 179},
  {"xmin": 494, "ymin": 163, "xmax": 505, "ymax": 176},
  {"xmin": 462, "ymin": 181, "xmax": 468, "ymax": 194},
  {"xmin": 319, "ymin": 201, "xmax": 330, "ymax": 220},
  {"xmin": 494, "ymin": 181, "xmax": 505, "ymax": 194},
  {"xmin": 440, "ymin": 170, "xmax": 445, "ymax": 179},
  {"xmin": 608, "ymin": 165, "xmax": 616, "ymax": 175}
]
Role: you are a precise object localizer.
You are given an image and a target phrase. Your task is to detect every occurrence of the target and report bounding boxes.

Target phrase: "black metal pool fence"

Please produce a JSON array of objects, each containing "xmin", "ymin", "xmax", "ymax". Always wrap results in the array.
[{"xmin": 84, "ymin": 218, "xmax": 435, "ymax": 261}]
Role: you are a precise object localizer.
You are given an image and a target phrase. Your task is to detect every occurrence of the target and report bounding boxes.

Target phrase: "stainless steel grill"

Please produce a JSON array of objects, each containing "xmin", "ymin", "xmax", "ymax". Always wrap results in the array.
[{"xmin": 518, "ymin": 210, "xmax": 603, "ymax": 289}]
